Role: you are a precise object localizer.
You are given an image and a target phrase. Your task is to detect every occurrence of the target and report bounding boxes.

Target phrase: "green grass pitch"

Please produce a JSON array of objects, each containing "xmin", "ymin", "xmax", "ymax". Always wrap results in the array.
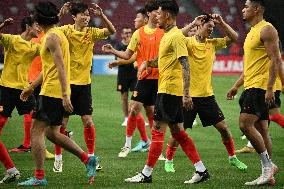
[{"xmin": 1, "ymin": 75, "xmax": 283, "ymax": 189}]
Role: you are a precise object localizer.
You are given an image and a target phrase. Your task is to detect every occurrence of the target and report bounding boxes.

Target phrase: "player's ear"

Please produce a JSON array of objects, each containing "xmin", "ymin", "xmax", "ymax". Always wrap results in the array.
[
  {"xmin": 25, "ymin": 24, "xmax": 30, "ymax": 32},
  {"xmin": 72, "ymin": 15, "xmax": 76, "ymax": 21}
]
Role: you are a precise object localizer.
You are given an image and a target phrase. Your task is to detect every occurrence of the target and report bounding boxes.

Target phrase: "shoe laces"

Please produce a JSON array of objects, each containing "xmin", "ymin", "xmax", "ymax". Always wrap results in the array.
[
  {"xmin": 262, "ymin": 166, "xmax": 272, "ymax": 178},
  {"xmin": 54, "ymin": 160, "xmax": 62, "ymax": 169},
  {"xmin": 121, "ymin": 146, "xmax": 130, "ymax": 152},
  {"xmin": 130, "ymin": 173, "xmax": 144, "ymax": 181},
  {"xmin": 190, "ymin": 172, "xmax": 201, "ymax": 180}
]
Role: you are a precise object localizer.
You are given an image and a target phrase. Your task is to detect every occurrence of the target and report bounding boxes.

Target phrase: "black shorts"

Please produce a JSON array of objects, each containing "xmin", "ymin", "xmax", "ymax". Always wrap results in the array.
[
  {"xmin": 33, "ymin": 85, "xmax": 41, "ymax": 104},
  {"xmin": 269, "ymin": 90, "xmax": 281, "ymax": 109},
  {"xmin": 65, "ymin": 84, "xmax": 93, "ymax": 116},
  {"xmin": 154, "ymin": 93, "xmax": 183, "ymax": 124},
  {"xmin": 32, "ymin": 95, "xmax": 65, "ymax": 126},
  {"xmin": 184, "ymin": 96, "xmax": 225, "ymax": 129},
  {"xmin": 239, "ymin": 88, "xmax": 269, "ymax": 120},
  {"xmin": 131, "ymin": 79, "xmax": 158, "ymax": 106},
  {"xmin": 117, "ymin": 76, "xmax": 137, "ymax": 93},
  {"xmin": 0, "ymin": 86, "xmax": 34, "ymax": 117}
]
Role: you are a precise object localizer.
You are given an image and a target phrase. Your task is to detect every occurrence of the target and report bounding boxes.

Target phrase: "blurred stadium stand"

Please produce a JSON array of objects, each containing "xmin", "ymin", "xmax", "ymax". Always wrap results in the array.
[{"xmin": 0, "ymin": 0, "xmax": 283, "ymax": 56}]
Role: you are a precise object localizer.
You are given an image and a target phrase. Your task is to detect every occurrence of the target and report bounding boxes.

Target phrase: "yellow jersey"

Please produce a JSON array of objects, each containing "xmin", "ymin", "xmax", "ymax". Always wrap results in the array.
[
  {"xmin": 186, "ymin": 36, "xmax": 227, "ymax": 97},
  {"xmin": 59, "ymin": 24, "xmax": 108, "ymax": 85},
  {"xmin": 275, "ymin": 77, "xmax": 281, "ymax": 91},
  {"xmin": 158, "ymin": 27, "xmax": 188, "ymax": 96},
  {"xmin": 0, "ymin": 34, "xmax": 40, "ymax": 90},
  {"xmin": 40, "ymin": 28, "xmax": 70, "ymax": 99},
  {"xmin": 243, "ymin": 20, "xmax": 273, "ymax": 90}
]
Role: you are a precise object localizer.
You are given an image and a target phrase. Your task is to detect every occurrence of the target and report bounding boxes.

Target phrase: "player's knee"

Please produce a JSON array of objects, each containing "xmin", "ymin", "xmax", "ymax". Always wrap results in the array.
[
  {"xmin": 239, "ymin": 122, "xmax": 248, "ymax": 133},
  {"xmin": 83, "ymin": 119, "xmax": 93, "ymax": 127},
  {"xmin": 129, "ymin": 108, "xmax": 139, "ymax": 116},
  {"xmin": 145, "ymin": 110, "xmax": 154, "ymax": 117},
  {"xmin": 85, "ymin": 121, "xmax": 93, "ymax": 128},
  {"xmin": 82, "ymin": 116, "xmax": 93, "ymax": 127}
]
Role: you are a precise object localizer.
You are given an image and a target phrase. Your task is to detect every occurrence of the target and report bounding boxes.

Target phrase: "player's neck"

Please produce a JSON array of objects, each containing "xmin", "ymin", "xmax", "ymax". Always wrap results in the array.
[
  {"xmin": 42, "ymin": 25, "xmax": 56, "ymax": 33},
  {"xmin": 164, "ymin": 18, "xmax": 176, "ymax": 32},
  {"xmin": 196, "ymin": 34, "xmax": 206, "ymax": 43},
  {"xmin": 74, "ymin": 23, "xmax": 85, "ymax": 32},
  {"xmin": 147, "ymin": 20, "xmax": 157, "ymax": 29},
  {"xmin": 249, "ymin": 15, "xmax": 264, "ymax": 27},
  {"xmin": 20, "ymin": 31, "xmax": 32, "ymax": 41},
  {"xmin": 121, "ymin": 39, "xmax": 129, "ymax": 46}
]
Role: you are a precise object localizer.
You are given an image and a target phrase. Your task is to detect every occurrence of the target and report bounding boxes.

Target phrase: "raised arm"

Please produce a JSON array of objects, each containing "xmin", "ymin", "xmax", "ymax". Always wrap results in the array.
[
  {"xmin": 261, "ymin": 25, "xmax": 282, "ymax": 104},
  {"xmin": 109, "ymin": 53, "xmax": 137, "ymax": 68},
  {"xmin": 0, "ymin": 18, "xmax": 13, "ymax": 38},
  {"xmin": 102, "ymin": 44, "xmax": 134, "ymax": 60},
  {"xmin": 46, "ymin": 33, "xmax": 73, "ymax": 113},
  {"xmin": 212, "ymin": 14, "xmax": 238, "ymax": 45},
  {"xmin": 90, "ymin": 3, "xmax": 116, "ymax": 36},
  {"xmin": 181, "ymin": 15, "xmax": 205, "ymax": 37},
  {"xmin": 58, "ymin": 2, "xmax": 71, "ymax": 19}
]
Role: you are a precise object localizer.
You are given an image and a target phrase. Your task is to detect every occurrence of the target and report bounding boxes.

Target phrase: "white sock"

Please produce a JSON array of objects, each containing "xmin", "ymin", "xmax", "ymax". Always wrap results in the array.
[
  {"xmin": 7, "ymin": 167, "xmax": 17, "ymax": 174},
  {"xmin": 259, "ymin": 150, "xmax": 271, "ymax": 167},
  {"xmin": 55, "ymin": 154, "xmax": 62, "ymax": 161},
  {"xmin": 247, "ymin": 141, "xmax": 253, "ymax": 148},
  {"xmin": 194, "ymin": 161, "xmax": 206, "ymax": 172},
  {"xmin": 166, "ymin": 159, "xmax": 173, "ymax": 163},
  {"xmin": 142, "ymin": 165, "xmax": 153, "ymax": 177},
  {"xmin": 88, "ymin": 153, "xmax": 94, "ymax": 157},
  {"xmin": 125, "ymin": 136, "xmax": 132, "ymax": 148},
  {"xmin": 229, "ymin": 155, "xmax": 236, "ymax": 159},
  {"xmin": 124, "ymin": 117, "xmax": 128, "ymax": 122}
]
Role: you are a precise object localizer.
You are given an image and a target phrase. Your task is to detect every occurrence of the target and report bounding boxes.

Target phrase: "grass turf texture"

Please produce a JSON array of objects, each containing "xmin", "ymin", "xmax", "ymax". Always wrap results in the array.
[{"xmin": 1, "ymin": 75, "xmax": 283, "ymax": 189}]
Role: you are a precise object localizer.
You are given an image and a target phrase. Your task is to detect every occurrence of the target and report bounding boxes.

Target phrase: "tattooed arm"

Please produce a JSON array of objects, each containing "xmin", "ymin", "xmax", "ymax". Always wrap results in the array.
[{"xmin": 179, "ymin": 56, "xmax": 193, "ymax": 109}]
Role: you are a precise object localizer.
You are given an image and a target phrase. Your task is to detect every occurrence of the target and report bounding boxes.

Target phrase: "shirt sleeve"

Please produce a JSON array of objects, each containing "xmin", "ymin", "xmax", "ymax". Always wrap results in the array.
[
  {"xmin": 0, "ymin": 34, "xmax": 12, "ymax": 48},
  {"xmin": 185, "ymin": 37, "xmax": 193, "ymax": 56},
  {"xmin": 91, "ymin": 27, "xmax": 108, "ymax": 41},
  {"xmin": 172, "ymin": 33, "xmax": 188, "ymax": 59},
  {"xmin": 127, "ymin": 29, "xmax": 139, "ymax": 52},
  {"xmin": 58, "ymin": 25, "xmax": 70, "ymax": 36},
  {"xmin": 214, "ymin": 37, "xmax": 227, "ymax": 50}
]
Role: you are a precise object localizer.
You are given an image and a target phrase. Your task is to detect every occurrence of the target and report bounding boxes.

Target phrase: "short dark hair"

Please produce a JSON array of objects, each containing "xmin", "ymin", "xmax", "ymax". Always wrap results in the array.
[
  {"xmin": 202, "ymin": 14, "xmax": 214, "ymax": 24},
  {"xmin": 145, "ymin": 0, "xmax": 159, "ymax": 13},
  {"xmin": 21, "ymin": 16, "xmax": 35, "ymax": 32},
  {"xmin": 34, "ymin": 1, "xmax": 59, "ymax": 27},
  {"xmin": 157, "ymin": 0, "xmax": 179, "ymax": 16},
  {"xmin": 70, "ymin": 2, "xmax": 88, "ymax": 16},
  {"xmin": 137, "ymin": 8, "xmax": 148, "ymax": 18},
  {"xmin": 121, "ymin": 26, "xmax": 132, "ymax": 30},
  {"xmin": 251, "ymin": 0, "xmax": 266, "ymax": 7}
]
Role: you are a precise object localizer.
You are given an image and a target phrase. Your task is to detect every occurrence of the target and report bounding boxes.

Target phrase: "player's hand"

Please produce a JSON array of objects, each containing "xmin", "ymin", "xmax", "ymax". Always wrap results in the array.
[
  {"xmin": 108, "ymin": 60, "xmax": 119, "ymax": 68},
  {"xmin": 265, "ymin": 89, "xmax": 275, "ymax": 106},
  {"xmin": 226, "ymin": 87, "xmax": 238, "ymax": 100},
  {"xmin": 58, "ymin": 2, "xmax": 71, "ymax": 18},
  {"xmin": 133, "ymin": 61, "xmax": 138, "ymax": 69},
  {"xmin": 183, "ymin": 95, "xmax": 193, "ymax": 110},
  {"xmin": 138, "ymin": 61, "xmax": 147, "ymax": 77},
  {"xmin": 2, "ymin": 18, "xmax": 13, "ymax": 26},
  {"xmin": 102, "ymin": 44, "xmax": 114, "ymax": 53},
  {"xmin": 62, "ymin": 95, "xmax": 73, "ymax": 113},
  {"xmin": 20, "ymin": 86, "xmax": 34, "ymax": 102},
  {"xmin": 192, "ymin": 15, "xmax": 206, "ymax": 26},
  {"xmin": 90, "ymin": 3, "xmax": 103, "ymax": 16},
  {"xmin": 212, "ymin": 14, "xmax": 224, "ymax": 25}
]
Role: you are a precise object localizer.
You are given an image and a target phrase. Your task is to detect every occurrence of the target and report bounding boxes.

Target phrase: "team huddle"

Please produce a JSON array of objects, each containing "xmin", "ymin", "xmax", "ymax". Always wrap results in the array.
[{"xmin": 0, "ymin": 0, "xmax": 283, "ymax": 187}]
